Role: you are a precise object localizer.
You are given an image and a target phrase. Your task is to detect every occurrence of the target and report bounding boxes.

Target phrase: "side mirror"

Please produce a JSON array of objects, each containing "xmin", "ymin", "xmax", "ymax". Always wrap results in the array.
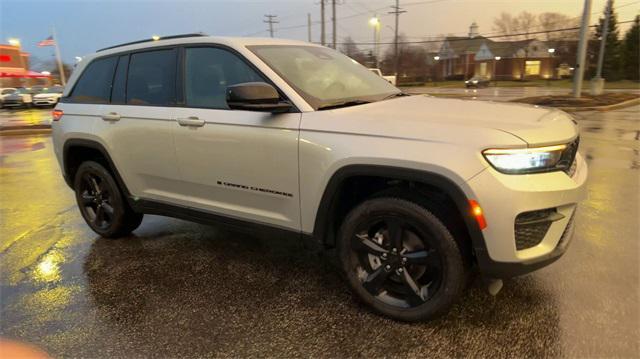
[{"xmin": 226, "ymin": 82, "xmax": 292, "ymax": 113}]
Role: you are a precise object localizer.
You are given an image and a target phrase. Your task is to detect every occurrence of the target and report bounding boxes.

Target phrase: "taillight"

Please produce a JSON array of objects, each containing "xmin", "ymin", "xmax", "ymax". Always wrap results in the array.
[
  {"xmin": 469, "ymin": 200, "xmax": 487, "ymax": 230},
  {"xmin": 52, "ymin": 109, "xmax": 63, "ymax": 121}
]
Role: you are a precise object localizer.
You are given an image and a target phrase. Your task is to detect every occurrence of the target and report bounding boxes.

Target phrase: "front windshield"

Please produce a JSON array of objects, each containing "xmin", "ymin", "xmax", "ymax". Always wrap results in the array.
[
  {"xmin": 249, "ymin": 45, "xmax": 400, "ymax": 110},
  {"xmin": 1, "ymin": 89, "xmax": 16, "ymax": 95}
]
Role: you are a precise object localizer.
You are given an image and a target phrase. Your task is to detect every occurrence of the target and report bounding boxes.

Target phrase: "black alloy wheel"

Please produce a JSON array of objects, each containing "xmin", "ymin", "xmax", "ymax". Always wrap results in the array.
[
  {"xmin": 74, "ymin": 161, "xmax": 143, "ymax": 238},
  {"xmin": 339, "ymin": 197, "xmax": 466, "ymax": 321}
]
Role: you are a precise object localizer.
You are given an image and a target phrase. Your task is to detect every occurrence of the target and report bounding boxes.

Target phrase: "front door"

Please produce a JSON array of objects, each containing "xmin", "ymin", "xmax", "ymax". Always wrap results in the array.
[{"xmin": 172, "ymin": 46, "xmax": 301, "ymax": 230}]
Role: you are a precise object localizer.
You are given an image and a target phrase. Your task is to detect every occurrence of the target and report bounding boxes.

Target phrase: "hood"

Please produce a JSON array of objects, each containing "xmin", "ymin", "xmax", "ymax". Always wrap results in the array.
[{"xmin": 302, "ymin": 95, "xmax": 578, "ymax": 148}]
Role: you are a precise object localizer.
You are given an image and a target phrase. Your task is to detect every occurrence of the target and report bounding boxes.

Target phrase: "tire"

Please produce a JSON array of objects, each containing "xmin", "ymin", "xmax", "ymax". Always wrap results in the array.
[
  {"xmin": 73, "ymin": 161, "xmax": 143, "ymax": 238},
  {"xmin": 338, "ymin": 197, "xmax": 467, "ymax": 322}
]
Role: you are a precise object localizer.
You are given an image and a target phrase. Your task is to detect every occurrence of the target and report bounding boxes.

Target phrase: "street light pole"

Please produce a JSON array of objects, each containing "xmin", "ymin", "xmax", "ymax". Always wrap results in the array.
[
  {"xmin": 591, "ymin": 0, "xmax": 612, "ymax": 95},
  {"xmin": 572, "ymin": 0, "xmax": 593, "ymax": 98},
  {"xmin": 494, "ymin": 56, "xmax": 501, "ymax": 87},
  {"xmin": 369, "ymin": 16, "xmax": 380, "ymax": 68},
  {"xmin": 547, "ymin": 48, "xmax": 555, "ymax": 86}
]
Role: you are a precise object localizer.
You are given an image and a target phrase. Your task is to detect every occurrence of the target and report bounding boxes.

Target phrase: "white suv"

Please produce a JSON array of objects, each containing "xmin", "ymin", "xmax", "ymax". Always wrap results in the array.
[{"xmin": 52, "ymin": 34, "xmax": 587, "ymax": 321}]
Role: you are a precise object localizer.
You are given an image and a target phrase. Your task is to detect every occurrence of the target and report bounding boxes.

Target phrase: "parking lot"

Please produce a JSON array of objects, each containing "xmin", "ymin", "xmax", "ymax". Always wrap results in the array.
[{"xmin": 0, "ymin": 105, "xmax": 638, "ymax": 357}]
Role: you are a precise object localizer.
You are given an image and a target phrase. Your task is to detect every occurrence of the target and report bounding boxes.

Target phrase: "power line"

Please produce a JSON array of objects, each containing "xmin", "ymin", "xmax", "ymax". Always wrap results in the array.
[{"xmin": 327, "ymin": 19, "xmax": 637, "ymax": 46}]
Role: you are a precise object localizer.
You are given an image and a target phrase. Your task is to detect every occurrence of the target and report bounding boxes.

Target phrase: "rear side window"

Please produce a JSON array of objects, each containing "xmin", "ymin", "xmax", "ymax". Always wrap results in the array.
[
  {"xmin": 126, "ymin": 49, "xmax": 176, "ymax": 106},
  {"xmin": 184, "ymin": 47, "xmax": 264, "ymax": 109},
  {"xmin": 111, "ymin": 55, "xmax": 129, "ymax": 104},
  {"xmin": 69, "ymin": 57, "xmax": 117, "ymax": 103}
]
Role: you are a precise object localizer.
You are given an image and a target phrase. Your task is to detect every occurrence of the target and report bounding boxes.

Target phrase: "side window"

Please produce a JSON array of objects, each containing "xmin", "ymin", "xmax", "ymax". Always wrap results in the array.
[
  {"xmin": 111, "ymin": 55, "xmax": 129, "ymax": 104},
  {"xmin": 69, "ymin": 57, "xmax": 117, "ymax": 103},
  {"xmin": 184, "ymin": 47, "xmax": 265, "ymax": 109},
  {"xmin": 126, "ymin": 49, "xmax": 176, "ymax": 106}
]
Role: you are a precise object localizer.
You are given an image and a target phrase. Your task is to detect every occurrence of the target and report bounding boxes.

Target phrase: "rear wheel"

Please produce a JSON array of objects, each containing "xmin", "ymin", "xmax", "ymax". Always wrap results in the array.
[
  {"xmin": 73, "ymin": 161, "xmax": 143, "ymax": 238},
  {"xmin": 338, "ymin": 197, "xmax": 467, "ymax": 321}
]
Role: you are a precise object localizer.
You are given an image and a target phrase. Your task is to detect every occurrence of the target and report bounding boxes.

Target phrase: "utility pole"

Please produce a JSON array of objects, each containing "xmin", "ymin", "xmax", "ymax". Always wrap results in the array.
[
  {"xmin": 591, "ymin": 0, "xmax": 612, "ymax": 95},
  {"xmin": 320, "ymin": 0, "xmax": 326, "ymax": 46},
  {"xmin": 389, "ymin": 0, "xmax": 406, "ymax": 77},
  {"xmin": 572, "ymin": 0, "xmax": 592, "ymax": 97},
  {"xmin": 263, "ymin": 14, "xmax": 279, "ymax": 38},
  {"xmin": 307, "ymin": 13, "xmax": 312, "ymax": 42},
  {"xmin": 332, "ymin": 0, "xmax": 337, "ymax": 49}
]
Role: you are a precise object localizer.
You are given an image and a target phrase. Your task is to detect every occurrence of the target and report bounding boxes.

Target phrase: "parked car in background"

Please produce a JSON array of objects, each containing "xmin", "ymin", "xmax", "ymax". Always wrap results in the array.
[
  {"xmin": 369, "ymin": 68, "xmax": 397, "ymax": 85},
  {"xmin": 33, "ymin": 86, "xmax": 64, "ymax": 107},
  {"xmin": 464, "ymin": 76, "xmax": 491, "ymax": 88},
  {"xmin": 0, "ymin": 88, "xmax": 18, "ymax": 108}
]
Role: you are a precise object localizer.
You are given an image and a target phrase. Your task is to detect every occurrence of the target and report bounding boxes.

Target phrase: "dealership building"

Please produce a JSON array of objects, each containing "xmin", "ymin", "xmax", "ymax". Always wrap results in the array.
[{"xmin": 0, "ymin": 44, "xmax": 51, "ymax": 87}]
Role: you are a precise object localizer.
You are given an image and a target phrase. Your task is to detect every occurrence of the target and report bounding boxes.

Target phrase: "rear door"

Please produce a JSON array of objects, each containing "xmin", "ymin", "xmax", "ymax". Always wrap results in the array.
[
  {"xmin": 92, "ymin": 48, "xmax": 182, "ymax": 202},
  {"xmin": 171, "ymin": 46, "xmax": 301, "ymax": 230}
]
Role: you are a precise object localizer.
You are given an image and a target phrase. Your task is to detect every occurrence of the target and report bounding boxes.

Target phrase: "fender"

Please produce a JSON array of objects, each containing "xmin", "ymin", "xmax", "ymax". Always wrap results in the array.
[
  {"xmin": 62, "ymin": 139, "xmax": 134, "ymax": 205},
  {"xmin": 311, "ymin": 164, "xmax": 488, "ymax": 258}
]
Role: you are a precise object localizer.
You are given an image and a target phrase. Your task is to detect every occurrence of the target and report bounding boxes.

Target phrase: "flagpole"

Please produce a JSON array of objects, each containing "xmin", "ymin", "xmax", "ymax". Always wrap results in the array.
[{"xmin": 51, "ymin": 26, "xmax": 66, "ymax": 86}]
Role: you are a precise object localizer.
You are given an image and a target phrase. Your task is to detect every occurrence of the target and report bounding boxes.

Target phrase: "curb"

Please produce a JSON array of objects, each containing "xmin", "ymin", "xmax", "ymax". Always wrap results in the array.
[
  {"xmin": 0, "ymin": 127, "xmax": 52, "ymax": 136},
  {"xmin": 557, "ymin": 97, "xmax": 640, "ymax": 112}
]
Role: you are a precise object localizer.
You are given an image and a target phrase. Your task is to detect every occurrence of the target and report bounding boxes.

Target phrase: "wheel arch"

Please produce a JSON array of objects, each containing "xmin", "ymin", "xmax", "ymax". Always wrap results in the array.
[
  {"xmin": 311, "ymin": 164, "xmax": 487, "ymax": 259},
  {"xmin": 62, "ymin": 139, "xmax": 132, "ymax": 201}
]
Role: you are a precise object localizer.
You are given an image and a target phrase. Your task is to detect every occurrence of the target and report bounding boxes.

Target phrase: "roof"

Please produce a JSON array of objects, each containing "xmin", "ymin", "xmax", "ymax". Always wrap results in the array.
[
  {"xmin": 442, "ymin": 36, "xmax": 491, "ymax": 55},
  {"xmin": 93, "ymin": 35, "xmax": 315, "ymax": 58},
  {"xmin": 485, "ymin": 39, "xmax": 535, "ymax": 57}
]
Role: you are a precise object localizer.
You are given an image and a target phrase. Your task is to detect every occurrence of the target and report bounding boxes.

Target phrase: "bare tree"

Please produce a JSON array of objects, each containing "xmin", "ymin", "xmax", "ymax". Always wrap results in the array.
[
  {"xmin": 339, "ymin": 37, "xmax": 368, "ymax": 65},
  {"xmin": 515, "ymin": 11, "xmax": 537, "ymax": 39},
  {"xmin": 538, "ymin": 12, "xmax": 580, "ymax": 40},
  {"xmin": 493, "ymin": 12, "xmax": 518, "ymax": 40}
]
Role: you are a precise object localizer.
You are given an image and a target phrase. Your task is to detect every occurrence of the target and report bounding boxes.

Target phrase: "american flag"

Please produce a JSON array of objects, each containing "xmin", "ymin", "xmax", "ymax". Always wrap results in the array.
[{"xmin": 37, "ymin": 36, "xmax": 55, "ymax": 47}]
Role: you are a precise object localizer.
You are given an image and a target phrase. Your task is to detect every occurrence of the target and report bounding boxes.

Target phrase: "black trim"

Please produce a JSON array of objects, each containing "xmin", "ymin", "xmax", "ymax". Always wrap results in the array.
[
  {"xmin": 132, "ymin": 198, "xmax": 301, "ymax": 241},
  {"xmin": 62, "ymin": 43, "xmax": 300, "ymax": 113},
  {"xmin": 312, "ymin": 165, "xmax": 485, "ymax": 248},
  {"xmin": 96, "ymin": 33, "xmax": 206, "ymax": 52},
  {"xmin": 62, "ymin": 139, "xmax": 135, "ymax": 207}
]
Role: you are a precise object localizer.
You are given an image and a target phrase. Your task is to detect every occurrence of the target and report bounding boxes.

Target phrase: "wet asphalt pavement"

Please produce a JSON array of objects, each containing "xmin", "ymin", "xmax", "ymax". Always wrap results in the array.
[{"xmin": 1, "ymin": 106, "xmax": 639, "ymax": 358}]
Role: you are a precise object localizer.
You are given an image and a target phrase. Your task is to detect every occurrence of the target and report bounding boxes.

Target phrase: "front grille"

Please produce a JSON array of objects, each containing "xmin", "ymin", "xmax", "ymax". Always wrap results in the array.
[{"xmin": 515, "ymin": 208, "xmax": 557, "ymax": 250}]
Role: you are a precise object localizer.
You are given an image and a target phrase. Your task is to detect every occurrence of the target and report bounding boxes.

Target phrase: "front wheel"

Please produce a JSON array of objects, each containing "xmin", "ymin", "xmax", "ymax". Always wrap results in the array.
[
  {"xmin": 73, "ymin": 161, "xmax": 143, "ymax": 238},
  {"xmin": 338, "ymin": 197, "xmax": 467, "ymax": 322}
]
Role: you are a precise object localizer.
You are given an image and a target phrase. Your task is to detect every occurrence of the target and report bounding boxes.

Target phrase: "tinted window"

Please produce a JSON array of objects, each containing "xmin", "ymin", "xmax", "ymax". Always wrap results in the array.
[
  {"xmin": 111, "ymin": 55, "xmax": 128, "ymax": 104},
  {"xmin": 69, "ymin": 57, "xmax": 117, "ymax": 103},
  {"xmin": 127, "ymin": 49, "xmax": 176, "ymax": 106},
  {"xmin": 185, "ymin": 47, "xmax": 264, "ymax": 109}
]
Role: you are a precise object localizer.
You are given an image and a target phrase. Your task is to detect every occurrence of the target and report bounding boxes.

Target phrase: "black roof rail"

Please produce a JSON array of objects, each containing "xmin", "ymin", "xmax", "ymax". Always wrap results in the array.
[{"xmin": 96, "ymin": 33, "xmax": 207, "ymax": 52}]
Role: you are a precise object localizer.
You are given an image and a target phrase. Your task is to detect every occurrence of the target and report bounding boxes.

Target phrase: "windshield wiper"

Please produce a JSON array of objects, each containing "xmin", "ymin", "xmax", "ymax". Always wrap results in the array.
[
  {"xmin": 382, "ymin": 92, "xmax": 409, "ymax": 101},
  {"xmin": 317, "ymin": 99, "xmax": 371, "ymax": 111}
]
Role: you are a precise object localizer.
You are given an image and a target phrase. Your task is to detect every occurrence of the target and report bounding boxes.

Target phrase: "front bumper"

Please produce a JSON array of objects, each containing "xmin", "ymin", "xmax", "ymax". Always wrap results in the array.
[
  {"xmin": 2, "ymin": 100, "xmax": 24, "ymax": 107},
  {"xmin": 466, "ymin": 152, "xmax": 588, "ymax": 278},
  {"xmin": 33, "ymin": 98, "xmax": 58, "ymax": 106}
]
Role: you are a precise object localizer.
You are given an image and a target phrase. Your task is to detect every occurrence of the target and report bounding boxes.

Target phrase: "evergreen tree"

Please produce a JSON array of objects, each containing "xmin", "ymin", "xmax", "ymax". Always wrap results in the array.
[
  {"xmin": 594, "ymin": 0, "xmax": 622, "ymax": 80},
  {"xmin": 621, "ymin": 15, "xmax": 639, "ymax": 81}
]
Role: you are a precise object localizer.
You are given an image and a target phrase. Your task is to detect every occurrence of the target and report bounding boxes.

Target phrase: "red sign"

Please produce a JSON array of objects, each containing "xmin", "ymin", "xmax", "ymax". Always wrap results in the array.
[{"xmin": 0, "ymin": 55, "xmax": 11, "ymax": 62}]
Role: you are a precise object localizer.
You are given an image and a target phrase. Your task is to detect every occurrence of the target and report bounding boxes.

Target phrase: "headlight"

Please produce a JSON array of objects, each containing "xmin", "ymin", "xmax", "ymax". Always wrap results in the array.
[
  {"xmin": 472, "ymin": 80, "xmax": 478, "ymax": 83},
  {"xmin": 482, "ymin": 144, "xmax": 568, "ymax": 174}
]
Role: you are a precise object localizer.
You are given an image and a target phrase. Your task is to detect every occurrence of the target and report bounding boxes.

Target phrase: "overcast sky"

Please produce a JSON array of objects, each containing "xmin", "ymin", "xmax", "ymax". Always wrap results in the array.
[{"xmin": 1, "ymin": 0, "xmax": 639, "ymax": 67}]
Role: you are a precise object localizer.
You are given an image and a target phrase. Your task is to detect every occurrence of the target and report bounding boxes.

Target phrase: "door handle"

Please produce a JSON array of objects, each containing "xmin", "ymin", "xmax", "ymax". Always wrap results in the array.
[
  {"xmin": 177, "ymin": 116, "xmax": 205, "ymax": 127},
  {"xmin": 101, "ymin": 112, "xmax": 121, "ymax": 121}
]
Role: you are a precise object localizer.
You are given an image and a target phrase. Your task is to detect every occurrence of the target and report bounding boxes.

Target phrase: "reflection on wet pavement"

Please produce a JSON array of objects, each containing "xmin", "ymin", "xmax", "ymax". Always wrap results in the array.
[
  {"xmin": 0, "ymin": 107, "xmax": 638, "ymax": 357},
  {"xmin": 0, "ymin": 108, "xmax": 52, "ymax": 129}
]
